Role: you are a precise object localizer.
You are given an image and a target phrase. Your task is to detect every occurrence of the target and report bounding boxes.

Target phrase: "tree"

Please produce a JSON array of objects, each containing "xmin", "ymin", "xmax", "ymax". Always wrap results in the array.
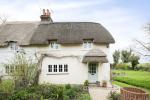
[
  {"xmin": 135, "ymin": 23, "xmax": 150, "ymax": 58},
  {"xmin": 130, "ymin": 54, "xmax": 140, "ymax": 70},
  {"xmin": 113, "ymin": 50, "xmax": 120, "ymax": 66},
  {"xmin": 121, "ymin": 49, "xmax": 132, "ymax": 63},
  {"xmin": 3, "ymin": 53, "xmax": 38, "ymax": 88}
]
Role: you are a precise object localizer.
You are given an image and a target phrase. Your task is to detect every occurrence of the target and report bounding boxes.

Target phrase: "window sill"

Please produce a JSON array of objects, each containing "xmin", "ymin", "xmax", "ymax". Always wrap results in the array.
[{"xmin": 46, "ymin": 73, "xmax": 69, "ymax": 75}]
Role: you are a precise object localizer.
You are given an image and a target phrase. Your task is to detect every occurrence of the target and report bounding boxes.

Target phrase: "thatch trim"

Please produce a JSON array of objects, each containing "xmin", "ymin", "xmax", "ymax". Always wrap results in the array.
[
  {"xmin": 82, "ymin": 56, "xmax": 108, "ymax": 63},
  {"xmin": 82, "ymin": 49, "xmax": 108, "ymax": 63}
]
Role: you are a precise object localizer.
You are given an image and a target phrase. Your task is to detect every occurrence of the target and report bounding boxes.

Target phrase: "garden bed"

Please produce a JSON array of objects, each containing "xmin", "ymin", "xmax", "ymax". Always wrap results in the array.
[{"xmin": 0, "ymin": 82, "xmax": 91, "ymax": 100}]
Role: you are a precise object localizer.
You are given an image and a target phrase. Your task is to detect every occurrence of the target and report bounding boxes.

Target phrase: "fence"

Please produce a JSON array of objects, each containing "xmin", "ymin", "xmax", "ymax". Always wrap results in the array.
[{"xmin": 121, "ymin": 87, "xmax": 149, "ymax": 100}]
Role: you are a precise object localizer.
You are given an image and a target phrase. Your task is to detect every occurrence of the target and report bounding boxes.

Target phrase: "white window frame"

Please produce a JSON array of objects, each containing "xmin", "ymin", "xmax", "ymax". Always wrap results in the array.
[
  {"xmin": 83, "ymin": 40, "xmax": 93, "ymax": 49},
  {"xmin": 50, "ymin": 40, "xmax": 59, "ymax": 49},
  {"xmin": 47, "ymin": 64, "xmax": 69, "ymax": 74}
]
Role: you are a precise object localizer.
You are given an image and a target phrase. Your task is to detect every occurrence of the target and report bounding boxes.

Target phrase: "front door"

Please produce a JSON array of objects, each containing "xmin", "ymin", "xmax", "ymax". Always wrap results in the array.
[{"xmin": 88, "ymin": 63, "xmax": 98, "ymax": 83}]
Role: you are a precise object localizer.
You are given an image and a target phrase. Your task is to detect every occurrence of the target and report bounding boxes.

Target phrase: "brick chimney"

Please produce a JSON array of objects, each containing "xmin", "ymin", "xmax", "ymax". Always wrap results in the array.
[{"xmin": 40, "ymin": 9, "xmax": 53, "ymax": 22}]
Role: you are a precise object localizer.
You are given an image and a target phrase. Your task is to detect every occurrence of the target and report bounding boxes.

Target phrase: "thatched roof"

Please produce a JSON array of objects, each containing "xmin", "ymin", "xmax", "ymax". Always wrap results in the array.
[
  {"xmin": 0, "ymin": 21, "xmax": 115, "ymax": 46},
  {"xmin": 0, "ymin": 21, "xmax": 39, "ymax": 46},
  {"xmin": 82, "ymin": 49, "xmax": 108, "ymax": 63}
]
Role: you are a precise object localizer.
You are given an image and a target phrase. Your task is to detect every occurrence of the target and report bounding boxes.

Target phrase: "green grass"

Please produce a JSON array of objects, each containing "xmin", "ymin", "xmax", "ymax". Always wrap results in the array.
[
  {"xmin": 113, "ymin": 81, "xmax": 150, "ymax": 96},
  {"xmin": 113, "ymin": 81, "xmax": 133, "ymax": 87},
  {"xmin": 113, "ymin": 70, "xmax": 150, "ymax": 90}
]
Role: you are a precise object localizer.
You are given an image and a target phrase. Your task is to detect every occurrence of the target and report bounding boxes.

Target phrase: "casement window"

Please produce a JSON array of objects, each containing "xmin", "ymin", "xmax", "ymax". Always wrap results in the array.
[
  {"xmin": 83, "ymin": 39, "xmax": 93, "ymax": 49},
  {"xmin": 64, "ymin": 64, "xmax": 68, "ymax": 72},
  {"xmin": 9, "ymin": 42, "xmax": 19, "ymax": 50},
  {"xmin": 5, "ymin": 65, "xmax": 15, "ymax": 74},
  {"xmin": 50, "ymin": 40, "xmax": 59, "ymax": 49},
  {"xmin": 48, "ymin": 64, "xmax": 68, "ymax": 73}
]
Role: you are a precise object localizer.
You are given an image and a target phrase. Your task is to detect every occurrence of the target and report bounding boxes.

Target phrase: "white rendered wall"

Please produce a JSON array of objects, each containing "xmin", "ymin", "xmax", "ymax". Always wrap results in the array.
[
  {"xmin": 39, "ymin": 56, "xmax": 88, "ymax": 84},
  {"xmin": 0, "ymin": 43, "xmax": 111, "ymax": 83}
]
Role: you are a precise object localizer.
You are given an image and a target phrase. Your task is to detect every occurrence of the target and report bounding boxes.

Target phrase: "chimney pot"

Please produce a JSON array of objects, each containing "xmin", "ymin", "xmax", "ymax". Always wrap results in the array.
[
  {"xmin": 43, "ymin": 9, "xmax": 46, "ymax": 15},
  {"xmin": 40, "ymin": 9, "xmax": 53, "ymax": 22},
  {"xmin": 47, "ymin": 9, "xmax": 50, "ymax": 15}
]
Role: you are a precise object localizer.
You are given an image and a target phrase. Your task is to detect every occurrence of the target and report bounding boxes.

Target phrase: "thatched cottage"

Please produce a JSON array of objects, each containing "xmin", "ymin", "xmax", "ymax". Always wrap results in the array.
[{"xmin": 0, "ymin": 9, "xmax": 115, "ymax": 84}]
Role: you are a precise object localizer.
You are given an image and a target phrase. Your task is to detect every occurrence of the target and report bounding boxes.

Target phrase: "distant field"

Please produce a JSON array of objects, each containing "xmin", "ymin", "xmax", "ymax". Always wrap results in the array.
[{"xmin": 113, "ymin": 70, "xmax": 150, "ymax": 90}]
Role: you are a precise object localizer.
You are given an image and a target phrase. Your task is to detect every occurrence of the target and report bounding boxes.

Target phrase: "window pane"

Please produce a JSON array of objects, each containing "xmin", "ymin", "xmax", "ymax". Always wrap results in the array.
[
  {"xmin": 64, "ymin": 64, "xmax": 68, "ymax": 72},
  {"xmin": 54, "ymin": 65, "xmax": 57, "ymax": 72},
  {"xmin": 48, "ymin": 65, "xmax": 52, "ymax": 72},
  {"xmin": 59, "ymin": 65, "xmax": 62, "ymax": 72},
  {"xmin": 50, "ymin": 41, "xmax": 58, "ymax": 49},
  {"xmin": 83, "ymin": 40, "xmax": 92, "ymax": 49},
  {"xmin": 5, "ymin": 66, "xmax": 9, "ymax": 74}
]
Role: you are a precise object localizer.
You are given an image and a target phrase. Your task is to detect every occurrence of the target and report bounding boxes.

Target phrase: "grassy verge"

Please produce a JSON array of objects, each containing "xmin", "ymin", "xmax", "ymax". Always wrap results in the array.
[
  {"xmin": 113, "ymin": 70, "xmax": 150, "ymax": 90},
  {"xmin": 113, "ymin": 81, "xmax": 150, "ymax": 96}
]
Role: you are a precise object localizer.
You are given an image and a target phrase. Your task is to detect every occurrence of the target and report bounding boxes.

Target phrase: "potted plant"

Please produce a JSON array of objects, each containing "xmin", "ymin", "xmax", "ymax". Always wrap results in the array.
[
  {"xmin": 102, "ymin": 80, "xmax": 107, "ymax": 87},
  {"xmin": 96, "ymin": 81, "xmax": 100, "ymax": 87},
  {"xmin": 83, "ymin": 80, "xmax": 89, "ymax": 91}
]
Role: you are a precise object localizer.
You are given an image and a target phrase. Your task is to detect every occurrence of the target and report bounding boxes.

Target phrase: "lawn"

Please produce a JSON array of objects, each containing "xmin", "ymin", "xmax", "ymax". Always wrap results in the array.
[
  {"xmin": 113, "ymin": 70, "xmax": 150, "ymax": 90},
  {"xmin": 113, "ymin": 81, "xmax": 150, "ymax": 94}
]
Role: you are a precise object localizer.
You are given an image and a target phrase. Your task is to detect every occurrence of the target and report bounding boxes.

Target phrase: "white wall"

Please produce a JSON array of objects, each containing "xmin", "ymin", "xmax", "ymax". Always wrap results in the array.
[
  {"xmin": 39, "ymin": 56, "xmax": 88, "ymax": 84},
  {"xmin": 0, "ymin": 43, "xmax": 111, "ymax": 84}
]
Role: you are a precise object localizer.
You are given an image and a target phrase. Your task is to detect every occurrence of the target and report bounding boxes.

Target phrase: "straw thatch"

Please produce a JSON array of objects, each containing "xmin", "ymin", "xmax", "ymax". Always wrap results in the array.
[
  {"xmin": 82, "ymin": 49, "xmax": 108, "ymax": 63},
  {"xmin": 0, "ymin": 21, "xmax": 115, "ymax": 46}
]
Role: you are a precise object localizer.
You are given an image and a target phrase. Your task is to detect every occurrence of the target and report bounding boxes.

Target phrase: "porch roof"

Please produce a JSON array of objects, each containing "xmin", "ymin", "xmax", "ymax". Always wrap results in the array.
[{"xmin": 82, "ymin": 49, "xmax": 108, "ymax": 63}]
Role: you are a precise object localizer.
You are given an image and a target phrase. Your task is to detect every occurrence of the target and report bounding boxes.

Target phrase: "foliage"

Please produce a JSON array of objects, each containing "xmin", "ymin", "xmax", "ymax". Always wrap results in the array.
[
  {"xmin": 5, "ymin": 84, "xmax": 90, "ymax": 100},
  {"xmin": 107, "ymin": 91, "xmax": 120, "ymax": 100},
  {"xmin": 65, "ymin": 84, "xmax": 71, "ymax": 89},
  {"xmin": 113, "ymin": 70, "xmax": 150, "ymax": 90},
  {"xmin": 121, "ymin": 50, "xmax": 132, "ymax": 63},
  {"xmin": 3, "ymin": 53, "xmax": 38, "ymax": 88},
  {"xmin": 115, "ymin": 63, "xmax": 131, "ymax": 70},
  {"xmin": 137, "ymin": 63, "xmax": 150, "ymax": 71},
  {"xmin": 130, "ymin": 54, "xmax": 140, "ymax": 70},
  {"xmin": 113, "ymin": 50, "xmax": 120, "ymax": 66},
  {"xmin": 78, "ymin": 93, "xmax": 91, "ymax": 100},
  {"xmin": 0, "ymin": 80, "xmax": 14, "ymax": 93},
  {"xmin": 84, "ymin": 80, "xmax": 89, "ymax": 86}
]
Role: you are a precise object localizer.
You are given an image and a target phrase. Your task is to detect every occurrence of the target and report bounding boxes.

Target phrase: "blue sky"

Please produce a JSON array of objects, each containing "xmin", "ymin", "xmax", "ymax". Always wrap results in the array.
[{"xmin": 0, "ymin": 0, "xmax": 149, "ymax": 59}]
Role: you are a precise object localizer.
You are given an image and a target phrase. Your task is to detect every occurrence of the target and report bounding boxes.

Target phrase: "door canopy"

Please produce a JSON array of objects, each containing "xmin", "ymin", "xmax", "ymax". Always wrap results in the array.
[{"xmin": 82, "ymin": 49, "xmax": 108, "ymax": 63}]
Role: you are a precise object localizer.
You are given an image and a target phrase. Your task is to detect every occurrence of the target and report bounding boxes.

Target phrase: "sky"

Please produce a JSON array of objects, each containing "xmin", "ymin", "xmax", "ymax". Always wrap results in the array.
[{"xmin": 0, "ymin": 0, "xmax": 150, "ymax": 61}]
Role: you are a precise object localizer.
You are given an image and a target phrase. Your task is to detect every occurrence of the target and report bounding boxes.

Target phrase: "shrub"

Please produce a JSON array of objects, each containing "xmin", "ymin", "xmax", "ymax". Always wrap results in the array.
[
  {"xmin": 10, "ymin": 89, "xmax": 41, "ymax": 100},
  {"xmin": 107, "ymin": 91, "xmax": 120, "ymax": 100},
  {"xmin": 6, "ymin": 84, "xmax": 90, "ymax": 100},
  {"xmin": 137, "ymin": 63, "xmax": 150, "ymax": 71},
  {"xmin": 78, "ymin": 93, "xmax": 91, "ymax": 100},
  {"xmin": 84, "ymin": 80, "xmax": 89, "ymax": 86},
  {"xmin": 115, "ymin": 63, "xmax": 131, "ymax": 70},
  {"xmin": 0, "ymin": 80, "xmax": 14, "ymax": 93},
  {"xmin": 65, "ymin": 84, "xmax": 71, "ymax": 89}
]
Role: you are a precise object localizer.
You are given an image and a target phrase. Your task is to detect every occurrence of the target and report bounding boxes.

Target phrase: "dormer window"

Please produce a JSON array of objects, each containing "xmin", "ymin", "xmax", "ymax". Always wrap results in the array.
[
  {"xmin": 50, "ymin": 40, "xmax": 59, "ymax": 49},
  {"xmin": 9, "ymin": 42, "xmax": 18, "ymax": 50},
  {"xmin": 83, "ymin": 39, "xmax": 93, "ymax": 49}
]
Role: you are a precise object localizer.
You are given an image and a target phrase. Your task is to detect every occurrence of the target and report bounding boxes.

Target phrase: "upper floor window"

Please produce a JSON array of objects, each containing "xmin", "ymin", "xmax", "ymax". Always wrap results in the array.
[
  {"xmin": 83, "ymin": 39, "xmax": 93, "ymax": 49},
  {"xmin": 50, "ymin": 40, "xmax": 59, "ymax": 49},
  {"xmin": 9, "ymin": 42, "xmax": 19, "ymax": 50}
]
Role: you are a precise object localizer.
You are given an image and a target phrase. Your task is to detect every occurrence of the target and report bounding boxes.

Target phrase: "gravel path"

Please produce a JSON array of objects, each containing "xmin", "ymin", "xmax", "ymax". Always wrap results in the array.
[{"xmin": 89, "ymin": 87, "xmax": 112, "ymax": 100}]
